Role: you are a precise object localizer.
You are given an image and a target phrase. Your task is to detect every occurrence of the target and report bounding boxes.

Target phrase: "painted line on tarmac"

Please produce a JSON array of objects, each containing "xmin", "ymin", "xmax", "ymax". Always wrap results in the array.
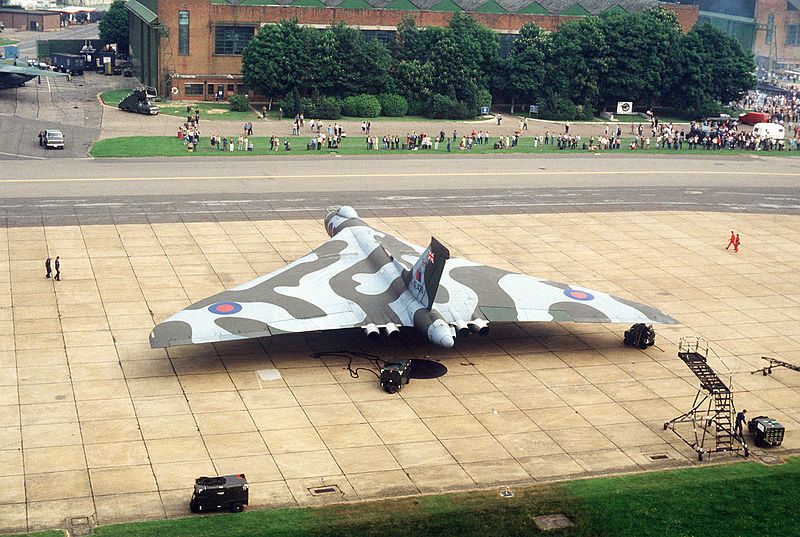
[
  {"xmin": 0, "ymin": 151, "xmax": 46, "ymax": 160},
  {"xmin": 2, "ymin": 169, "xmax": 800, "ymax": 183}
]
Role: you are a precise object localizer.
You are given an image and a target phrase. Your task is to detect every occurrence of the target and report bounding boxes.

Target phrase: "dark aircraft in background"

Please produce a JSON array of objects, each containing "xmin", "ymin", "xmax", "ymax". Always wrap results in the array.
[{"xmin": 0, "ymin": 61, "xmax": 68, "ymax": 89}]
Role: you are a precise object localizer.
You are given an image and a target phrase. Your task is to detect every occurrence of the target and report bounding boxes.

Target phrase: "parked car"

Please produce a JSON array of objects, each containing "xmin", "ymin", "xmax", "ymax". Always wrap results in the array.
[
  {"xmin": 704, "ymin": 114, "xmax": 734, "ymax": 128},
  {"xmin": 752, "ymin": 122, "xmax": 785, "ymax": 140},
  {"xmin": 118, "ymin": 89, "xmax": 160, "ymax": 115},
  {"xmin": 738, "ymin": 111, "xmax": 770, "ymax": 125},
  {"xmin": 44, "ymin": 130, "xmax": 64, "ymax": 149}
]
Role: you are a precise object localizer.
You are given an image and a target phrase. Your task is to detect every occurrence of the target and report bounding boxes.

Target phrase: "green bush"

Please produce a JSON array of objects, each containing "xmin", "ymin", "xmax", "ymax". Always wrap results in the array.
[
  {"xmin": 341, "ymin": 94, "xmax": 381, "ymax": 118},
  {"xmin": 427, "ymin": 94, "xmax": 469, "ymax": 119},
  {"xmin": 228, "ymin": 94, "xmax": 249, "ymax": 112},
  {"xmin": 474, "ymin": 87, "xmax": 492, "ymax": 114},
  {"xmin": 577, "ymin": 102, "xmax": 594, "ymax": 121},
  {"xmin": 687, "ymin": 97, "xmax": 722, "ymax": 120},
  {"xmin": 406, "ymin": 98, "xmax": 425, "ymax": 116},
  {"xmin": 298, "ymin": 97, "xmax": 315, "ymax": 116},
  {"xmin": 279, "ymin": 89, "xmax": 299, "ymax": 116},
  {"xmin": 314, "ymin": 96, "xmax": 342, "ymax": 119},
  {"xmin": 377, "ymin": 93, "xmax": 408, "ymax": 117},
  {"xmin": 539, "ymin": 96, "xmax": 578, "ymax": 120}
]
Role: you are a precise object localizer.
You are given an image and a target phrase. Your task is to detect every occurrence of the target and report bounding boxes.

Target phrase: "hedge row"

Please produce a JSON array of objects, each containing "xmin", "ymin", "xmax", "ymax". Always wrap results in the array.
[
  {"xmin": 278, "ymin": 91, "xmax": 486, "ymax": 120},
  {"xmin": 280, "ymin": 91, "xmax": 410, "ymax": 120}
]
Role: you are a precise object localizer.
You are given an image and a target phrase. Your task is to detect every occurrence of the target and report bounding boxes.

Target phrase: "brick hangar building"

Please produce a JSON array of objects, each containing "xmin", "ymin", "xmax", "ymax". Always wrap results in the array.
[{"xmin": 125, "ymin": 0, "xmax": 698, "ymax": 100}]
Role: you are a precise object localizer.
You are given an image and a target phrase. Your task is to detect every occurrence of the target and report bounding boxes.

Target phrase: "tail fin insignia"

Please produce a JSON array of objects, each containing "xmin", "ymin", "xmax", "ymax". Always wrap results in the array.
[{"xmin": 408, "ymin": 237, "xmax": 450, "ymax": 310}]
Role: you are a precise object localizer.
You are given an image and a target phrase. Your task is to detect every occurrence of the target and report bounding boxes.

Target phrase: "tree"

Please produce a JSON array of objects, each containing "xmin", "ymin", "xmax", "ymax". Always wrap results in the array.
[
  {"xmin": 99, "ymin": 0, "xmax": 129, "ymax": 53},
  {"xmin": 242, "ymin": 20, "xmax": 307, "ymax": 100},
  {"xmin": 394, "ymin": 59, "xmax": 435, "ymax": 102},
  {"xmin": 303, "ymin": 24, "xmax": 393, "ymax": 97},
  {"xmin": 597, "ymin": 8, "xmax": 683, "ymax": 108},
  {"xmin": 666, "ymin": 23, "xmax": 755, "ymax": 115},
  {"xmin": 504, "ymin": 23, "xmax": 552, "ymax": 107},
  {"xmin": 549, "ymin": 16, "xmax": 610, "ymax": 108},
  {"xmin": 694, "ymin": 23, "xmax": 756, "ymax": 104}
]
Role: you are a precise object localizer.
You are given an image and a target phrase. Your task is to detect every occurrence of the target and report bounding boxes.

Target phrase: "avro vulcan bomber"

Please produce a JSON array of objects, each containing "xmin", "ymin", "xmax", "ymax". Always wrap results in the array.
[{"xmin": 150, "ymin": 207, "xmax": 677, "ymax": 349}]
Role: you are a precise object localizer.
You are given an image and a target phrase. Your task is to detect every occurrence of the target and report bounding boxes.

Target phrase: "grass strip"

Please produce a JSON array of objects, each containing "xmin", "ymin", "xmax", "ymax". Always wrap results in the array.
[
  {"xmin": 90, "ymin": 135, "xmax": 800, "ymax": 158},
  {"xmin": 8, "ymin": 458, "xmax": 797, "ymax": 537}
]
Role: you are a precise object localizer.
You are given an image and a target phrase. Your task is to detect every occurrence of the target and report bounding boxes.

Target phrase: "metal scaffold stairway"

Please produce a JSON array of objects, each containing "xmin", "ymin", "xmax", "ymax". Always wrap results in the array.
[{"xmin": 663, "ymin": 337, "xmax": 748, "ymax": 461}]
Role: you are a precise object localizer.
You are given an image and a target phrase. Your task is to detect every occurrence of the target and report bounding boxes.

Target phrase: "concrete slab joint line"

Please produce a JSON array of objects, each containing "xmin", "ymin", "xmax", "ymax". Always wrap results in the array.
[{"xmin": 2, "ymin": 207, "xmax": 800, "ymax": 533}]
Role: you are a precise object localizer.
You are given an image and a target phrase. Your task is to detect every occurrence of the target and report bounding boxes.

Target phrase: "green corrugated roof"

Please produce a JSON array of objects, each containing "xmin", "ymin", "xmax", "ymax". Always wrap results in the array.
[
  {"xmin": 384, "ymin": 0, "xmax": 419, "ymax": 9},
  {"xmin": 210, "ymin": 0, "xmax": 278, "ymax": 4},
  {"xmin": 561, "ymin": 3, "xmax": 590, "ymax": 15},
  {"xmin": 604, "ymin": 5, "xmax": 627, "ymax": 15},
  {"xmin": 125, "ymin": 0, "xmax": 158, "ymax": 24},
  {"xmin": 428, "ymin": 0, "xmax": 462, "ymax": 11},
  {"xmin": 474, "ymin": 0, "xmax": 508, "ymax": 13},
  {"xmin": 518, "ymin": 1, "xmax": 548, "ymax": 14},
  {"xmin": 337, "ymin": 0, "xmax": 372, "ymax": 8},
  {"xmin": 292, "ymin": 0, "xmax": 326, "ymax": 6}
]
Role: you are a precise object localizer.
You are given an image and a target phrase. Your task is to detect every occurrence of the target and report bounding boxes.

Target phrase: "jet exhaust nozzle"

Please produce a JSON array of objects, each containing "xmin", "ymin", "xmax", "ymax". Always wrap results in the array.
[
  {"xmin": 454, "ymin": 320, "xmax": 471, "ymax": 338},
  {"xmin": 364, "ymin": 323, "xmax": 380, "ymax": 341},
  {"xmin": 468, "ymin": 319, "xmax": 490, "ymax": 336},
  {"xmin": 382, "ymin": 323, "xmax": 401, "ymax": 339}
]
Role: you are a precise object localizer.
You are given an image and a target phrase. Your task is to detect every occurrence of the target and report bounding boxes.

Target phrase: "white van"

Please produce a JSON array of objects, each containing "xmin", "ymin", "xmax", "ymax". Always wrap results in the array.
[{"xmin": 752, "ymin": 122, "xmax": 785, "ymax": 140}]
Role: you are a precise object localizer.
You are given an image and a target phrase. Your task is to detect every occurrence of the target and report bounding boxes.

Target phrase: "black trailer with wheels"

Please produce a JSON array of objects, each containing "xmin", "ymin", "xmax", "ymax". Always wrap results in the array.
[
  {"xmin": 624, "ymin": 323, "xmax": 656, "ymax": 349},
  {"xmin": 380, "ymin": 359, "xmax": 411, "ymax": 393},
  {"xmin": 189, "ymin": 474, "xmax": 248, "ymax": 513},
  {"xmin": 50, "ymin": 53, "xmax": 84, "ymax": 75},
  {"xmin": 748, "ymin": 416, "xmax": 785, "ymax": 447}
]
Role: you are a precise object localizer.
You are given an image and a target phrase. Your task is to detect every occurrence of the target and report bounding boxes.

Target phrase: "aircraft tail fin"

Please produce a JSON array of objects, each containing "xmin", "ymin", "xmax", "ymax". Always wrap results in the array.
[{"xmin": 408, "ymin": 237, "xmax": 450, "ymax": 310}]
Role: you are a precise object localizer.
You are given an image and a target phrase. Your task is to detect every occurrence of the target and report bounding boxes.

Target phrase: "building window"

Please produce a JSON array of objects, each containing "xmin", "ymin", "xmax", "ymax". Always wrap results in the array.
[
  {"xmin": 207, "ymin": 83, "xmax": 215, "ymax": 95},
  {"xmin": 178, "ymin": 10, "xmax": 190, "ymax": 55},
  {"xmin": 185, "ymin": 83, "xmax": 203, "ymax": 96},
  {"xmin": 788, "ymin": 24, "xmax": 800, "ymax": 45},
  {"xmin": 766, "ymin": 14, "xmax": 774, "ymax": 44},
  {"xmin": 236, "ymin": 84, "xmax": 245, "ymax": 95},
  {"xmin": 790, "ymin": 1, "xmax": 798, "ymax": 11},
  {"xmin": 499, "ymin": 34, "xmax": 519, "ymax": 58},
  {"xmin": 361, "ymin": 30, "xmax": 396, "ymax": 47},
  {"xmin": 214, "ymin": 26, "xmax": 255, "ymax": 55}
]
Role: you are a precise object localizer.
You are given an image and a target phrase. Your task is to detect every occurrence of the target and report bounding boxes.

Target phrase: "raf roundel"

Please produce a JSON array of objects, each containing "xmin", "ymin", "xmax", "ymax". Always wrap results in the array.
[
  {"xmin": 208, "ymin": 302, "xmax": 243, "ymax": 315},
  {"xmin": 564, "ymin": 289, "xmax": 594, "ymax": 301}
]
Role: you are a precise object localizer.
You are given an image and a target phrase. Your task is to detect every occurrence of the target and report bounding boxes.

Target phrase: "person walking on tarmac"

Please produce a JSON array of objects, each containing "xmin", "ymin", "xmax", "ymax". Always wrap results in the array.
[
  {"xmin": 726, "ymin": 230, "xmax": 735, "ymax": 250},
  {"xmin": 735, "ymin": 409, "xmax": 747, "ymax": 439},
  {"xmin": 45, "ymin": 256, "xmax": 52, "ymax": 278},
  {"xmin": 734, "ymin": 233, "xmax": 741, "ymax": 253},
  {"xmin": 54, "ymin": 256, "xmax": 61, "ymax": 281}
]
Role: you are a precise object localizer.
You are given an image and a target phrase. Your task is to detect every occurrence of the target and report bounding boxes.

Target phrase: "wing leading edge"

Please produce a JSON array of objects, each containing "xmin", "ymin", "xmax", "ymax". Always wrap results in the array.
[
  {"xmin": 150, "ymin": 207, "xmax": 678, "ymax": 349},
  {"xmin": 150, "ymin": 223, "xmax": 411, "ymax": 348}
]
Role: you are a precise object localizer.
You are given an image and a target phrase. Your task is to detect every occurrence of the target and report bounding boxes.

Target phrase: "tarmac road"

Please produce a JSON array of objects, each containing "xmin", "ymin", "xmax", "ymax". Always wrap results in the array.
[{"xmin": 1, "ymin": 154, "xmax": 800, "ymax": 225}]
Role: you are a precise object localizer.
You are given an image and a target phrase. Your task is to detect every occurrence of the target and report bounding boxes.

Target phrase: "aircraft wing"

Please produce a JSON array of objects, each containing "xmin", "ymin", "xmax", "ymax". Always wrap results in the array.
[
  {"xmin": 440, "ymin": 264, "xmax": 678, "ymax": 325},
  {"xmin": 0, "ymin": 63, "xmax": 69, "ymax": 78},
  {"xmin": 149, "ymin": 232, "xmax": 405, "ymax": 348}
]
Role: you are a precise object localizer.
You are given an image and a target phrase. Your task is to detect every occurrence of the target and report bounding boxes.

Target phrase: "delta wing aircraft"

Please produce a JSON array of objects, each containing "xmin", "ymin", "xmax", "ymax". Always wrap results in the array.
[
  {"xmin": 150, "ymin": 206, "xmax": 677, "ymax": 349},
  {"xmin": 0, "ymin": 60, "xmax": 69, "ymax": 89}
]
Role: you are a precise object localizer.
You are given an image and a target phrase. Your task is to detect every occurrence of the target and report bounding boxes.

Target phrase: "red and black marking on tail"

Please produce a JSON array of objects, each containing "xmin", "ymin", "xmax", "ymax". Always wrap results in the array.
[{"xmin": 408, "ymin": 237, "xmax": 450, "ymax": 310}]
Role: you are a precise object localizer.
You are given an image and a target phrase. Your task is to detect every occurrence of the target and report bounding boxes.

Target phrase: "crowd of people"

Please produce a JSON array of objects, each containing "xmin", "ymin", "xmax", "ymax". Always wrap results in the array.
[{"xmin": 170, "ymin": 90, "xmax": 800, "ymax": 156}]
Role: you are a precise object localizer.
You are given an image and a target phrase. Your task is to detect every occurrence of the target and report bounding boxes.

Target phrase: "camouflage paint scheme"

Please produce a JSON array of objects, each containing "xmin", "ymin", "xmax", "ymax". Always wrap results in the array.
[{"xmin": 149, "ymin": 206, "xmax": 678, "ymax": 349}]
